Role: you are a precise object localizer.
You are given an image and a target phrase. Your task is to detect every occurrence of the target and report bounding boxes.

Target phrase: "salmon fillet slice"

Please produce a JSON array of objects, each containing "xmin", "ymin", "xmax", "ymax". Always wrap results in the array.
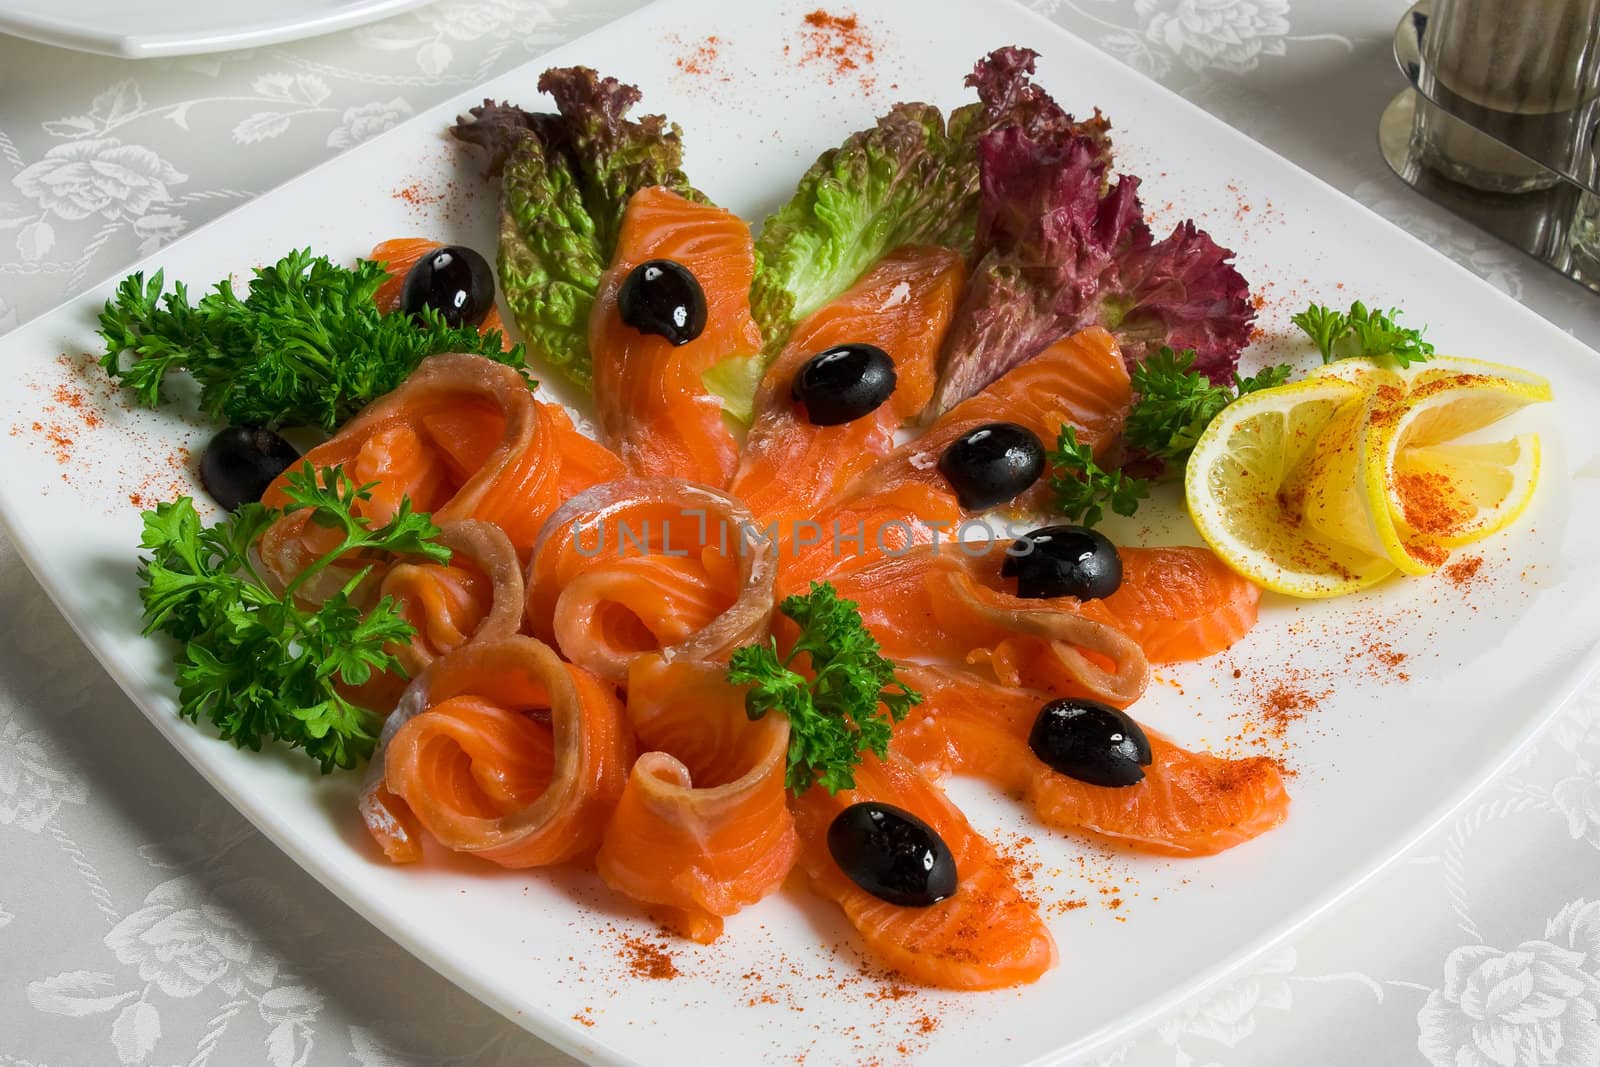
[
  {"xmin": 596, "ymin": 656, "xmax": 798, "ymax": 943},
  {"xmin": 896, "ymin": 667, "xmax": 1289, "ymax": 857},
  {"xmin": 590, "ymin": 187, "xmax": 763, "ymax": 486},
  {"xmin": 790, "ymin": 751, "xmax": 1056, "ymax": 990},
  {"xmin": 360, "ymin": 636, "xmax": 634, "ymax": 866}
]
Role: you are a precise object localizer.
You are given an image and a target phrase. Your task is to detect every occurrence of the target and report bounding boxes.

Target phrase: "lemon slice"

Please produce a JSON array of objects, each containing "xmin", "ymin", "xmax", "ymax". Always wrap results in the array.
[
  {"xmin": 1406, "ymin": 355, "xmax": 1552, "ymax": 391},
  {"xmin": 1399, "ymin": 436, "xmax": 1540, "ymax": 547},
  {"xmin": 1306, "ymin": 357, "xmax": 1404, "ymax": 391},
  {"xmin": 1185, "ymin": 378, "xmax": 1397, "ymax": 598},
  {"xmin": 1360, "ymin": 372, "xmax": 1551, "ymax": 572},
  {"xmin": 1308, "ymin": 354, "xmax": 1549, "ymax": 391}
]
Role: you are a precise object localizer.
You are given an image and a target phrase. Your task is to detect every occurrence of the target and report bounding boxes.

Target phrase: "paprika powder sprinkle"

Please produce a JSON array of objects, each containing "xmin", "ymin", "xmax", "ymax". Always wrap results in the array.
[
  {"xmin": 674, "ymin": 34, "xmax": 729, "ymax": 79},
  {"xmin": 618, "ymin": 932, "xmax": 680, "ymax": 979},
  {"xmin": 787, "ymin": 9, "xmax": 880, "ymax": 91},
  {"xmin": 1443, "ymin": 554, "xmax": 1484, "ymax": 589}
]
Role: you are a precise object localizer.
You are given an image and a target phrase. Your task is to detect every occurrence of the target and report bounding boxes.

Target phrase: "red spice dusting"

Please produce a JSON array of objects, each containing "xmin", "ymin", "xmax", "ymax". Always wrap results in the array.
[
  {"xmin": 1045, "ymin": 847, "xmax": 1139, "ymax": 917},
  {"xmin": 1220, "ymin": 661, "xmax": 1337, "ymax": 772},
  {"xmin": 1443, "ymin": 554, "xmax": 1484, "ymax": 589},
  {"xmin": 392, "ymin": 180, "xmax": 442, "ymax": 211},
  {"xmin": 990, "ymin": 830, "xmax": 1043, "ymax": 908},
  {"xmin": 619, "ymin": 933, "xmax": 679, "ymax": 979},
  {"xmin": 50, "ymin": 383, "xmax": 102, "ymax": 428},
  {"xmin": 571, "ymin": 1008, "xmax": 595, "ymax": 1028},
  {"xmin": 870, "ymin": 984, "xmax": 916, "ymax": 1001},
  {"xmin": 674, "ymin": 34, "xmax": 730, "ymax": 79},
  {"xmin": 1396, "ymin": 469, "xmax": 1471, "ymax": 541},
  {"xmin": 11, "ymin": 353, "xmax": 196, "ymax": 509},
  {"xmin": 915, "ymin": 1014, "xmax": 938, "ymax": 1035},
  {"xmin": 788, "ymin": 10, "xmax": 879, "ymax": 91},
  {"xmin": 1369, "ymin": 640, "xmax": 1411, "ymax": 683}
]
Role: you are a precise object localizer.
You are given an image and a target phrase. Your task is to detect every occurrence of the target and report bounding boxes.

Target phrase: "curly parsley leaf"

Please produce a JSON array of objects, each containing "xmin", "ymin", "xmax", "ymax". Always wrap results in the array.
[
  {"xmin": 1290, "ymin": 300, "xmax": 1434, "ymax": 368},
  {"xmin": 99, "ymin": 249, "xmax": 529, "ymax": 432},
  {"xmin": 1047, "ymin": 424, "xmax": 1150, "ymax": 527},
  {"xmin": 728, "ymin": 582, "xmax": 922, "ymax": 794},
  {"xmin": 137, "ymin": 464, "xmax": 450, "ymax": 772},
  {"xmin": 1123, "ymin": 346, "xmax": 1293, "ymax": 466}
]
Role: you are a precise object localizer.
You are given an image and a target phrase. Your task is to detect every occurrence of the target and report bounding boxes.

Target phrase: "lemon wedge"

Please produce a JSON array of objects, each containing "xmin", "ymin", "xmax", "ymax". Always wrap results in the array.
[{"xmin": 1184, "ymin": 377, "xmax": 1397, "ymax": 598}]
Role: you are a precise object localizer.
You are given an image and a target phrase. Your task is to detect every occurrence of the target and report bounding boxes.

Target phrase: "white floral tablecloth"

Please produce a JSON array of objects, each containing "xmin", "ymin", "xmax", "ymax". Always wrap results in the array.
[{"xmin": 3, "ymin": 1, "xmax": 1599, "ymax": 1065}]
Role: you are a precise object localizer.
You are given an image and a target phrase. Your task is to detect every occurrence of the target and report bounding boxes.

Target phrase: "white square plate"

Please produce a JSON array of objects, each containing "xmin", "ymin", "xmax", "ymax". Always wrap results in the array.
[{"xmin": 2, "ymin": 1, "xmax": 1599, "ymax": 1064}]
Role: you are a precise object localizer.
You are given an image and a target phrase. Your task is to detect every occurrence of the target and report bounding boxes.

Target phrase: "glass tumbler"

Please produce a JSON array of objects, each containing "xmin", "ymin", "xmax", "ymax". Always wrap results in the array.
[{"xmin": 1413, "ymin": 0, "xmax": 1600, "ymax": 195}]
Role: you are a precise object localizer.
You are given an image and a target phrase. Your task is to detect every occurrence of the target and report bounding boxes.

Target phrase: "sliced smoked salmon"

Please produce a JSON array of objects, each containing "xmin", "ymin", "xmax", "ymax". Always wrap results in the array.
[
  {"xmin": 259, "ymin": 353, "xmax": 625, "ymax": 595},
  {"xmin": 791, "ymin": 751, "xmax": 1056, "ymax": 989},
  {"xmin": 596, "ymin": 656, "xmax": 797, "ymax": 943},
  {"xmin": 1079, "ymin": 545, "xmax": 1260, "ymax": 663},
  {"xmin": 785, "ymin": 327, "xmax": 1133, "ymax": 586},
  {"xmin": 368, "ymin": 237, "xmax": 513, "ymax": 347},
  {"xmin": 360, "ymin": 636, "xmax": 633, "ymax": 866},
  {"xmin": 730, "ymin": 246, "xmax": 966, "ymax": 525},
  {"xmin": 526, "ymin": 477, "xmax": 776, "ymax": 682},
  {"xmin": 825, "ymin": 545, "xmax": 1151, "ymax": 708},
  {"xmin": 590, "ymin": 187, "xmax": 764, "ymax": 486},
  {"xmin": 341, "ymin": 520, "xmax": 525, "ymax": 713},
  {"xmin": 931, "ymin": 540, "xmax": 1260, "ymax": 666},
  {"xmin": 896, "ymin": 667, "xmax": 1290, "ymax": 857}
]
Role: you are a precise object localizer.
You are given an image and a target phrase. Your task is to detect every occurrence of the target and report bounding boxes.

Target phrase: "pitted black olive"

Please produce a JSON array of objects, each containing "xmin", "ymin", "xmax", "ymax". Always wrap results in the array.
[
  {"xmin": 1001, "ymin": 524, "xmax": 1123, "ymax": 600},
  {"xmin": 399, "ymin": 244, "xmax": 495, "ymax": 328},
  {"xmin": 199, "ymin": 426, "xmax": 301, "ymax": 511},
  {"xmin": 1028, "ymin": 698, "xmax": 1152, "ymax": 788},
  {"xmin": 827, "ymin": 801, "xmax": 958, "ymax": 907},
  {"xmin": 617, "ymin": 259, "xmax": 706, "ymax": 345},
  {"xmin": 937, "ymin": 422, "xmax": 1045, "ymax": 510},
  {"xmin": 791, "ymin": 343, "xmax": 897, "ymax": 426}
]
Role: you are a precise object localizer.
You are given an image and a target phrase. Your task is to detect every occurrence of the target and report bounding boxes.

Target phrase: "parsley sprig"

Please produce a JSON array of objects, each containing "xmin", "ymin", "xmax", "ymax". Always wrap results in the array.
[
  {"xmin": 1047, "ymin": 347, "xmax": 1294, "ymax": 525},
  {"xmin": 1047, "ymin": 425, "xmax": 1150, "ymax": 527},
  {"xmin": 138, "ymin": 464, "xmax": 450, "ymax": 772},
  {"xmin": 1290, "ymin": 300, "xmax": 1434, "ymax": 367},
  {"xmin": 1123, "ymin": 346, "xmax": 1293, "ymax": 465},
  {"xmin": 99, "ymin": 249, "xmax": 527, "ymax": 431},
  {"xmin": 728, "ymin": 582, "xmax": 922, "ymax": 794}
]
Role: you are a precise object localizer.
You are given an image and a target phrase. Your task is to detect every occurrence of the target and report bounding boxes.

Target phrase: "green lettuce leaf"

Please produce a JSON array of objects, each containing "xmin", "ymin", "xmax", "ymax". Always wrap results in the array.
[
  {"xmin": 451, "ymin": 67, "xmax": 704, "ymax": 390},
  {"xmin": 701, "ymin": 353, "xmax": 767, "ymax": 424},
  {"xmin": 749, "ymin": 103, "xmax": 979, "ymax": 359}
]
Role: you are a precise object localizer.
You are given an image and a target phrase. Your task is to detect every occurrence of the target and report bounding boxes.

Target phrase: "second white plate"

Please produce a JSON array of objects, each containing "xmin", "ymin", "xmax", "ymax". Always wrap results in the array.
[{"xmin": 0, "ymin": 0, "xmax": 435, "ymax": 58}]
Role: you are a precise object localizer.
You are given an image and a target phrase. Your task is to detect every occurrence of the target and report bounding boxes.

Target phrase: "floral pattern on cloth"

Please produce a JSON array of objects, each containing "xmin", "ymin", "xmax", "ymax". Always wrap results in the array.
[{"xmin": 3, "ymin": 1, "xmax": 1600, "ymax": 1065}]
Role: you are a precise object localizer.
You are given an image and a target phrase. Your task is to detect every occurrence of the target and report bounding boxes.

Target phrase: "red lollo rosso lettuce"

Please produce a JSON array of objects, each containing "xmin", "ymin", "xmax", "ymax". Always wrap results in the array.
[{"xmin": 931, "ymin": 106, "xmax": 1253, "ymax": 414}]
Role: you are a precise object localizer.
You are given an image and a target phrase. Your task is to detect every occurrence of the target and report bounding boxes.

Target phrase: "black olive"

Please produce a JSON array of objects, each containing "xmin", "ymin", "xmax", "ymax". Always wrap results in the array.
[
  {"xmin": 827, "ymin": 802, "xmax": 958, "ymax": 908},
  {"xmin": 617, "ymin": 259, "xmax": 707, "ymax": 346},
  {"xmin": 1001, "ymin": 524, "xmax": 1123, "ymax": 601},
  {"xmin": 399, "ymin": 245, "xmax": 495, "ymax": 328},
  {"xmin": 199, "ymin": 426, "xmax": 302, "ymax": 511},
  {"xmin": 1028, "ymin": 698, "xmax": 1152, "ymax": 788},
  {"xmin": 937, "ymin": 422, "xmax": 1045, "ymax": 510},
  {"xmin": 790, "ymin": 343, "xmax": 897, "ymax": 426}
]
